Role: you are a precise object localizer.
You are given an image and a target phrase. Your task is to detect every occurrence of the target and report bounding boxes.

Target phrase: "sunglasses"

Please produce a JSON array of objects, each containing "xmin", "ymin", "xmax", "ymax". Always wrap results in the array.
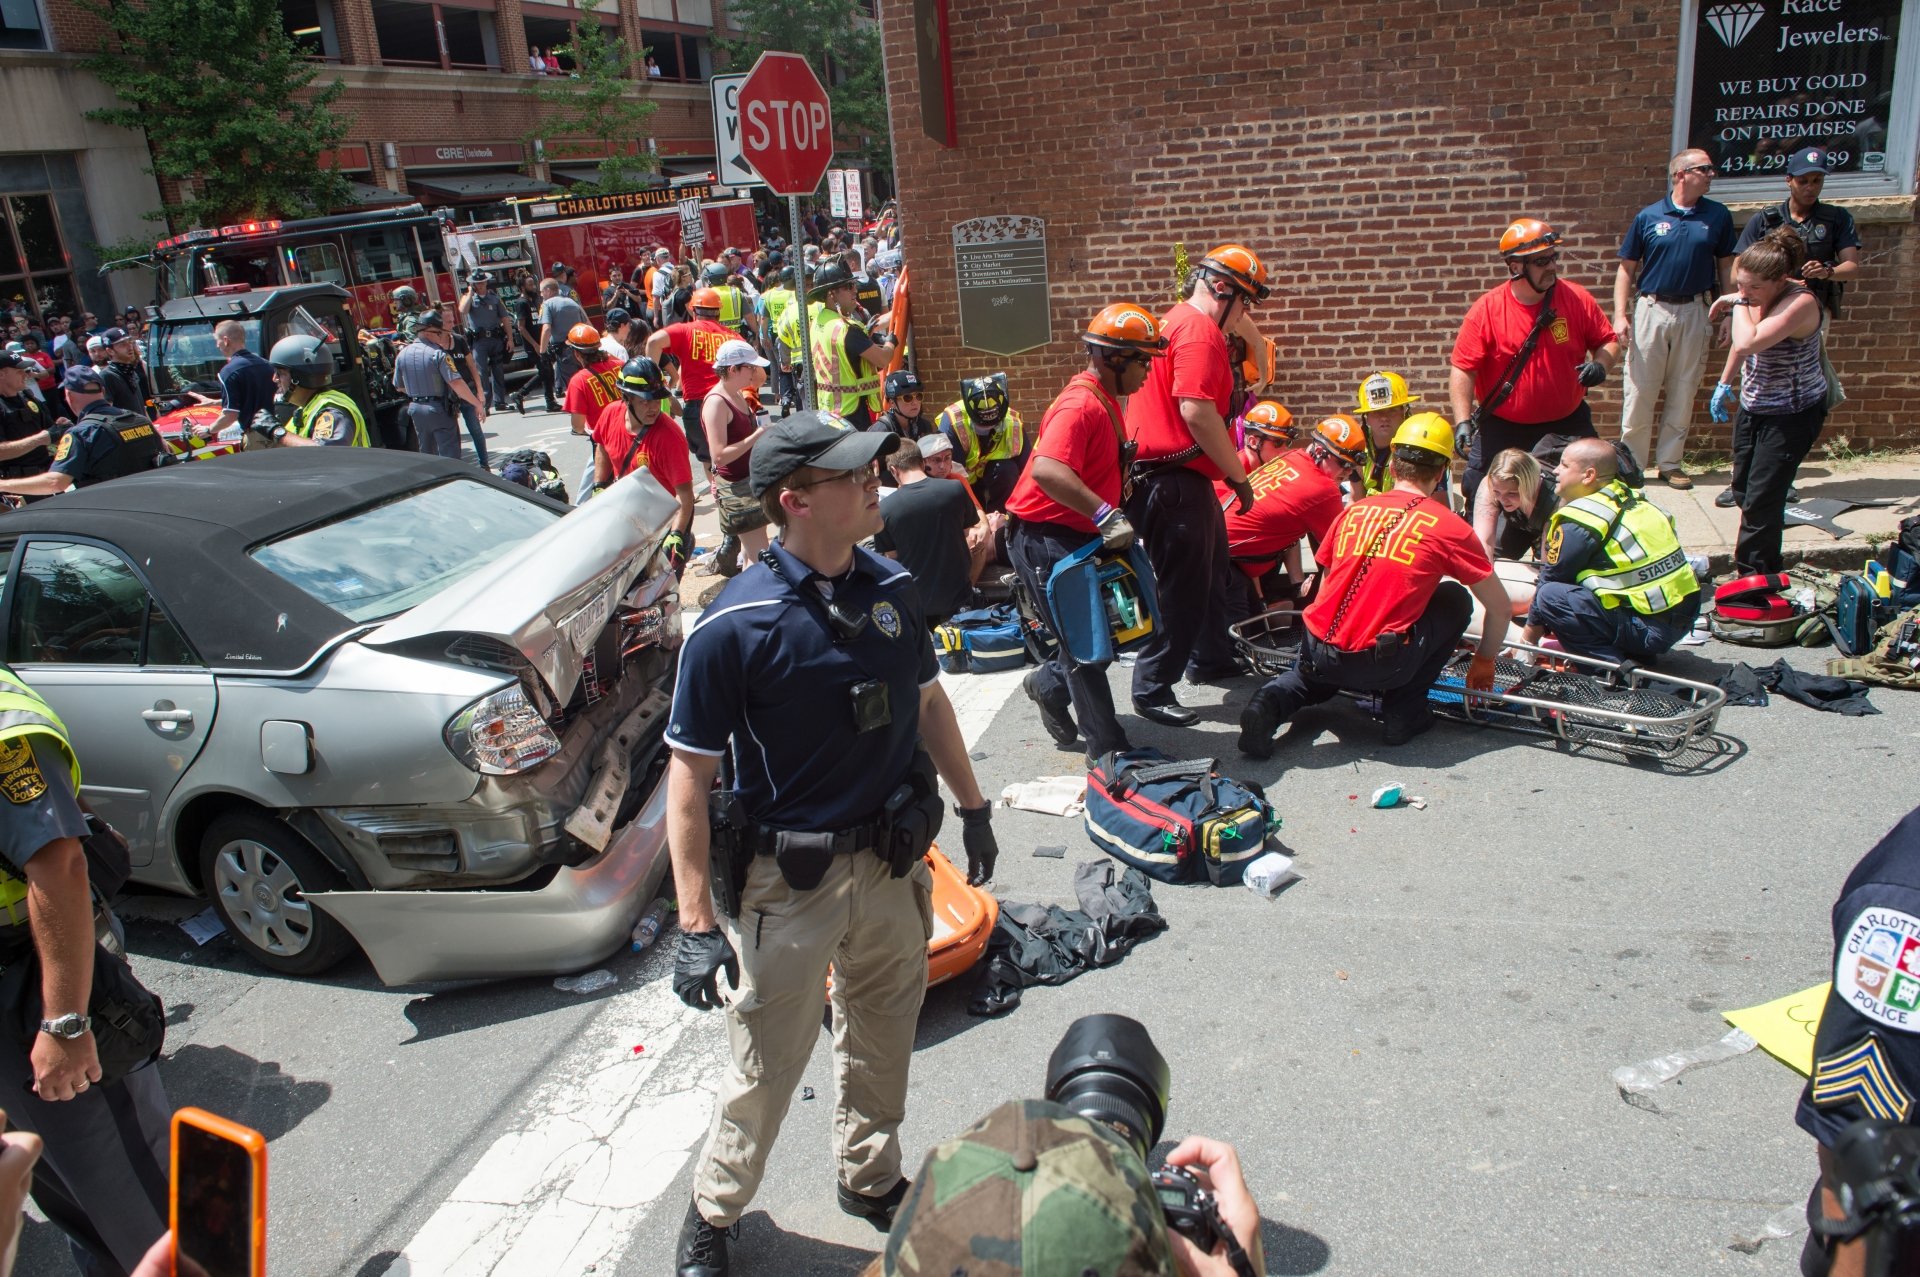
[
  {"xmin": 793, "ymin": 459, "xmax": 883, "ymax": 489},
  {"xmin": 1681, "ymin": 163, "xmax": 1717, "ymax": 176},
  {"xmin": 1522, "ymin": 252, "xmax": 1560, "ymax": 267},
  {"xmin": 896, "ymin": 392, "xmax": 922, "ymax": 401}
]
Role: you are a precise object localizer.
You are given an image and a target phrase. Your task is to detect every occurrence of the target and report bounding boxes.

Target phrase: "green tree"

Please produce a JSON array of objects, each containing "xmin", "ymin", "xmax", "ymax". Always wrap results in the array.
[
  {"xmin": 720, "ymin": 0, "xmax": 891, "ymax": 177},
  {"xmin": 523, "ymin": 21, "xmax": 659, "ymax": 195},
  {"xmin": 80, "ymin": 0, "xmax": 353, "ymax": 229}
]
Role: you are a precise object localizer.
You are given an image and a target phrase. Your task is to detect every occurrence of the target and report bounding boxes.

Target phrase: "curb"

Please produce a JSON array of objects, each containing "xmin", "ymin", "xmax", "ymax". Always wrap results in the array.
[{"xmin": 1703, "ymin": 539, "xmax": 1887, "ymax": 579}]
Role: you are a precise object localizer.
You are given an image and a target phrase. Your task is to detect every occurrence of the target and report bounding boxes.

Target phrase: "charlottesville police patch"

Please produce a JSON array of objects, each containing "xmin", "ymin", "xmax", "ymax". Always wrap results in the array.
[
  {"xmin": 1836, "ymin": 907, "xmax": 1920, "ymax": 1030},
  {"xmin": 872, "ymin": 600, "xmax": 902, "ymax": 638},
  {"xmin": 0, "ymin": 738, "xmax": 46, "ymax": 805}
]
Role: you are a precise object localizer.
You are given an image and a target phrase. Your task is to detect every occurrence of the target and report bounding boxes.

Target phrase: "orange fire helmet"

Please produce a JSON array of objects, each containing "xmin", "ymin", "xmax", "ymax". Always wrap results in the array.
[
  {"xmin": 690, "ymin": 287, "xmax": 724, "ymax": 313},
  {"xmin": 1198, "ymin": 244, "xmax": 1270, "ymax": 303},
  {"xmin": 1083, "ymin": 303, "xmax": 1169, "ymax": 354},
  {"xmin": 566, "ymin": 322, "xmax": 603, "ymax": 351},
  {"xmin": 1241, "ymin": 401, "xmax": 1296, "ymax": 442},
  {"xmin": 1497, "ymin": 218, "xmax": 1560, "ymax": 259},
  {"xmin": 1308, "ymin": 413, "xmax": 1369, "ymax": 469}
]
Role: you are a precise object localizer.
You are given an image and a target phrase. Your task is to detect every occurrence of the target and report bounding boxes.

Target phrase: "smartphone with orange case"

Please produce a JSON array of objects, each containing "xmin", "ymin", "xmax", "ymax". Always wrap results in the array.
[{"xmin": 169, "ymin": 1107, "xmax": 266, "ymax": 1277}]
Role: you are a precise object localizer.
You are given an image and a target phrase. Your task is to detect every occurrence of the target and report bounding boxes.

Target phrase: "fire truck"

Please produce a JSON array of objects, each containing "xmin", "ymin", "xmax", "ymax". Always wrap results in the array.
[{"xmin": 441, "ymin": 181, "xmax": 759, "ymax": 312}]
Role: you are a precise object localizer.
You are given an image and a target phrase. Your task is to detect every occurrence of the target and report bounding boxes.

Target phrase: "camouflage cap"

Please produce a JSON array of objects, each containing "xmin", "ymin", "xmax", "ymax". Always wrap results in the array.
[{"xmin": 883, "ymin": 1099, "xmax": 1175, "ymax": 1277}]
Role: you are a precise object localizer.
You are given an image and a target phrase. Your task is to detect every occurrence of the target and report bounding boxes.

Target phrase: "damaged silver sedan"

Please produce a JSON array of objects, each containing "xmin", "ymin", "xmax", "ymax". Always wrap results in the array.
[{"xmin": 4, "ymin": 450, "xmax": 682, "ymax": 983}]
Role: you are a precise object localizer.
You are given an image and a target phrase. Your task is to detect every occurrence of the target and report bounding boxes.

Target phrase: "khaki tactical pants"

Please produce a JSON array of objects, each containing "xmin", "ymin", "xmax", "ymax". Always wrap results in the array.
[
  {"xmin": 1620, "ymin": 295, "xmax": 1711, "ymax": 473},
  {"xmin": 692, "ymin": 849, "xmax": 933, "ymax": 1226}
]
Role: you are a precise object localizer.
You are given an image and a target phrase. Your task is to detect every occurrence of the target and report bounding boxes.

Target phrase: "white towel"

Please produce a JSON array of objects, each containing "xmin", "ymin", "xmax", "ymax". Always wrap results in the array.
[{"xmin": 999, "ymin": 776, "xmax": 1087, "ymax": 817}]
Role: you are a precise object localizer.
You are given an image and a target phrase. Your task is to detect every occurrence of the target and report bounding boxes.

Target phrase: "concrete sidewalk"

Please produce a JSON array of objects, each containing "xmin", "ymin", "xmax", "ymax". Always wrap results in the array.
[{"xmin": 1657, "ymin": 449, "xmax": 1919, "ymax": 576}]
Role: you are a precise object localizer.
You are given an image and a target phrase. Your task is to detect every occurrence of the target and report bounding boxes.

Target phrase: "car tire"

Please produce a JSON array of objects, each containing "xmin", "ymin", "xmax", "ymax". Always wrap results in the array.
[{"xmin": 199, "ymin": 813, "xmax": 357, "ymax": 976}]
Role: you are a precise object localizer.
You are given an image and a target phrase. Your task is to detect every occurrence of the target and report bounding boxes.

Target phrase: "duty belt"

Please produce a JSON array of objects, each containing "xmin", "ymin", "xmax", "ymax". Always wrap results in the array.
[
  {"xmin": 743, "ymin": 816, "xmax": 887, "ymax": 856},
  {"xmin": 407, "ymin": 395, "xmax": 452, "ymax": 405},
  {"xmin": 1640, "ymin": 292, "xmax": 1705, "ymax": 304},
  {"xmin": 468, "ymin": 328, "xmax": 503, "ymax": 337}
]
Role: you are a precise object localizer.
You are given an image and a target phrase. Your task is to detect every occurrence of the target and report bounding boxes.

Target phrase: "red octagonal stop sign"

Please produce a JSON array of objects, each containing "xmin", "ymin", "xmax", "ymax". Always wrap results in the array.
[{"xmin": 737, "ymin": 51, "xmax": 834, "ymax": 198}]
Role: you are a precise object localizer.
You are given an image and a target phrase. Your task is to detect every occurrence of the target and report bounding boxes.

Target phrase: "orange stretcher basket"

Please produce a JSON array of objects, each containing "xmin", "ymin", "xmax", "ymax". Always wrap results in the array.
[{"xmin": 828, "ymin": 845, "xmax": 997, "ymax": 1001}]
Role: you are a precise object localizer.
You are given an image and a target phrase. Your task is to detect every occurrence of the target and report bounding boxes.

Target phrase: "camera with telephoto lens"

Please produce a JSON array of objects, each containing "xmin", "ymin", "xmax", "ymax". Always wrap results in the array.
[
  {"xmin": 1818, "ymin": 1119, "xmax": 1920, "ymax": 1277},
  {"xmin": 1043, "ymin": 1014, "xmax": 1234, "ymax": 1258}
]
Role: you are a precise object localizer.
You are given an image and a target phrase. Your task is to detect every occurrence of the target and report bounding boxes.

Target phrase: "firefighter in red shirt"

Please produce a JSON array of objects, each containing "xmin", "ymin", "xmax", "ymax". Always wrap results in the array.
[
  {"xmin": 1124, "ymin": 244, "xmax": 1265, "ymax": 725},
  {"xmin": 1237, "ymin": 413, "xmax": 1512, "ymax": 758},
  {"xmin": 1216, "ymin": 413, "xmax": 1367, "ymax": 628},
  {"xmin": 644, "ymin": 287, "xmax": 734, "ymax": 469},
  {"xmin": 1449, "ymin": 218, "xmax": 1620, "ymax": 507},
  {"xmin": 1233, "ymin": 400, "xmax": 1298, "ymax": 471},
  {"xmin": 561, "ymin": 323, "xmax": 623, "ymax": 437},
  {"xmin": 589, "ymin": 356, "xmax": 694, "ymax": 576},
  {"xmin": 1005, "ymin": 303, "xmax": 1165, "ymax": 762}
]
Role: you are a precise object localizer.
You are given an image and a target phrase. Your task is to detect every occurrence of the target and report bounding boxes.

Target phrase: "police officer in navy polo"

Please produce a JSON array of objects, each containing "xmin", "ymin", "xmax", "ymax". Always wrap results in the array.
[
  {"xmin": 1795, "ymin": 805, "xmax": 1920, "ymax": 1277},
  {"xmin": 664, "ymin": 412, "xmax": 998, "ymax": 1277},
  {"xmin": 1613, "ymin": 147, "xmax": 1737, "ymax": 491},
  {"xmin": 0, "ymin": 366, "xmax": 165, "ymax": 499}
]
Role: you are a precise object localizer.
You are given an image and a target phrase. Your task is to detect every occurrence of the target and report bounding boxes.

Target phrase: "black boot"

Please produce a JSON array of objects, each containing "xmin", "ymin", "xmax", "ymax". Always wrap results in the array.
[
  {"xmin": 675, "ymin": 1197, "xmax": 731, "ymax": 1277},
  {"xmin": 1024, "ymin": 670, "xmax": 1078, "ymax": 747},
  {"xmin": 838, "ymin": 1177, "xmax": 911, "ymax": 1232},
  {"xmin": 1237, "ymin": 689, "xmax": 1286, "ymax": 760},
  {"xmin": 1382, "ymin": 705, "xmax": 1436, "ymax": 746}
]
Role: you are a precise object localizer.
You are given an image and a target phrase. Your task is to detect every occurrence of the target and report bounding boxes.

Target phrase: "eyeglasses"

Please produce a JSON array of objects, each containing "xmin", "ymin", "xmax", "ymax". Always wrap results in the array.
[
  {"xmin": 1522, "ymin": 252, "xmax": 1559, "ymax": 267},
  {"xmin": 792, "ymin": 460, "xmax": 882, "ymax": 489},
  {"xmin": 1680, "ymin": 164, "xmax": 1717, "ymax": 176}
]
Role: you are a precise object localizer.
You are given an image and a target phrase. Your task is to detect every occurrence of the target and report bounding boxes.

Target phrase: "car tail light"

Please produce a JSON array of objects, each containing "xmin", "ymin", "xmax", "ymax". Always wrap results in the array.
[
  {"xmin": 620, "ymin": 594, "xmax": 681, "ymax": 655},
  {"xmin": 445, "ymin": 685, "xmax": 562, "ymax": 774}
]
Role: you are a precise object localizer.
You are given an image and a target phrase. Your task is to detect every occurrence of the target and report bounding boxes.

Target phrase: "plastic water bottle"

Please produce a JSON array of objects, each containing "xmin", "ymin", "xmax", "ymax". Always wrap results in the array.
[{"xmin": 631, "ymin": 899, "xmax": 670, "ymax": 952}]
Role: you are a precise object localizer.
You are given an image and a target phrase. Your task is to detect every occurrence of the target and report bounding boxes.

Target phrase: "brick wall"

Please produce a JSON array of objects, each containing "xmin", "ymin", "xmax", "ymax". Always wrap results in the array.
[{"xmin": 880, "ymin": 0, "xmax": 1920, "ymax": 454}]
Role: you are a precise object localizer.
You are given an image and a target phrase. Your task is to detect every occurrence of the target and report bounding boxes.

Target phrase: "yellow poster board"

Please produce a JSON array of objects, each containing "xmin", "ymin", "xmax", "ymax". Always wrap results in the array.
[{"xmin": 1723, "ymin": 983, "xmax": 1830, "ymax": 1077}]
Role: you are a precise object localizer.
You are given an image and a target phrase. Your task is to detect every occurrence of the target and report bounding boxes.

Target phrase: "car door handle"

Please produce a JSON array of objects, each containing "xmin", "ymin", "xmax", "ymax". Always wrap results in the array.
[{"xmin": 142, "ymin": 708, "xmax": 192, "ymax": 724}]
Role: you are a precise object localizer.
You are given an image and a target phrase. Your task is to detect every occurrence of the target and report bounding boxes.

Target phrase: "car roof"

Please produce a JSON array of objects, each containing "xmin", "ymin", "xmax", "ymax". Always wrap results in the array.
[
  {"xmin": 1, "ymin": 451, "xmax": 553, "ymax": 673},
  {"xmin": 155, "ymin": 284, "xmax": 352, "ymax": 323}
]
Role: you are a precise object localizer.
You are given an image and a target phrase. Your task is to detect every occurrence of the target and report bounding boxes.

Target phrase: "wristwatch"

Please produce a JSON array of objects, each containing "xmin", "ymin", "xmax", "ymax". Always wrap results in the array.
[{"xmin": 39, "ymin": 1013, "xmax": 91, "ymax": 1039}]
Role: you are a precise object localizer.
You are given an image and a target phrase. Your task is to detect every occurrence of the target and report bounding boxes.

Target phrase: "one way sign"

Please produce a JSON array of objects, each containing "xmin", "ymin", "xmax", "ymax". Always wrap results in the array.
[{"xmin": 709, "ymin": 74, "xmax": 764, "ymax": 190}]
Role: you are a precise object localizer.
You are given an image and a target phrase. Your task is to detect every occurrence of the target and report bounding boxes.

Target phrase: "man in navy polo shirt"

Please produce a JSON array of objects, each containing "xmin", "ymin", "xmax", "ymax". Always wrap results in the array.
[
  {"xmin": 663, "ymin": 412, "xmax": 997, "ymax": 1277},
  {"xmin": 205, "ymin": 319, "xmax": 276, "ymax": 440},
  {"xmin": 1613, "ymin": 147, "xmax": 1737, "ymax": 491}
]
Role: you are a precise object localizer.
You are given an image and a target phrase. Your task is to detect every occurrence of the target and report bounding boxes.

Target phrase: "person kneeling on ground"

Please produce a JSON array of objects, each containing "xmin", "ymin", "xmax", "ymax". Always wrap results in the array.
[
  {"xmin": 1471, "ymin": 446, "xmax": 1558, "ymax": 614},
  {"xmin": 1520, "ymin": 436, "xmax": 1700, "ymax": 664},
  {"xmin": 875, "ymin": 442, "xmax": 982, "ymax": 627},
  {"xmin": 1238, "ymin": 413, "xmax": 1510, "ymax": 759}
]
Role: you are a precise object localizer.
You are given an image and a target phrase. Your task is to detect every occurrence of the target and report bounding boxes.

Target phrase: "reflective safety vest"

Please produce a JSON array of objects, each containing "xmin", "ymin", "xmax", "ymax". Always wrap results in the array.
[
  {"xmin": 933, "ymin": 401, "xmax": 1027, "ymax": 485},
  {"xmin": 1361, "ymin": 434, "xmax": 1392, "ymax": 496},
  {"xmin": 809, "ymin": 301, "xmax": 883, "ymax": 418},
  {"xmin": 764, "ymin": 287, "xmax": 800, "ymax": 355},
  {"xmin": 715, "ymin": 285, "xmax": 746, "ymax": 330},
  {"xmin": 0, "ymin": 666, "xmax": 80, "ymax": 924},
  {"xmin": 289, "ymin": 389, "xmax": 370, "ymax": 448},
  {"xmin": 1547, "ymin": 479, "xmax": 1699, "ymax": 615}
]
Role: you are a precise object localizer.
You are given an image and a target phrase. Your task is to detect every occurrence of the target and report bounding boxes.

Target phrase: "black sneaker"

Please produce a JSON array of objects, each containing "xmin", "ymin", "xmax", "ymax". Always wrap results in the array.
[
  {"xmin": 1382, "ymin": 706, "xmax": 1436, "ymax": 746},
  {"xmin": 1025, "ymin": 670, "xmax": 1079, "ymax": 747},
  {"xmin": 1237, "ymin": 691, "xmax": 1285, "ymax": 760},
  {"xmin": 838, "ymin": 1177, "xmax": 911, "ymax": 1232},
  {"xmin": 675, "ymin": 1198, "xmax": 733, "ymax": 1277},
  {"xmin": 1786, "ymin": 485, "xmax": 1801, "ymax": 501},
  {"xmin": 1714, "ymin": 489, "xmax": 1739, "ymax": 509}
]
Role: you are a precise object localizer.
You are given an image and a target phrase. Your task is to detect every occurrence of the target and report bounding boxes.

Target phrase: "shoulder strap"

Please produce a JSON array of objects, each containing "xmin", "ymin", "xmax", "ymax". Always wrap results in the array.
[{"xmin": 1476, "ymin": 282, "xmax": 1559, "ymax": 422}]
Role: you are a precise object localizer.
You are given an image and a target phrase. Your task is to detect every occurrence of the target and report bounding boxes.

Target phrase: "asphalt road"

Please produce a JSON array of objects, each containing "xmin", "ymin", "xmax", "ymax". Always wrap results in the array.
[{"xmin": 23, "ymin": 408, "xmax": 1916, "ymax": 1275}]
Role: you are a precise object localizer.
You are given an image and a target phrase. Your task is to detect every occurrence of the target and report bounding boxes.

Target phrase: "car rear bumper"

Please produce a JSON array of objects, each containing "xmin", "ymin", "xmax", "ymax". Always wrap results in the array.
[{"xmin": 307, "ymin": 766, "xmax": 670, "ymax": 986}]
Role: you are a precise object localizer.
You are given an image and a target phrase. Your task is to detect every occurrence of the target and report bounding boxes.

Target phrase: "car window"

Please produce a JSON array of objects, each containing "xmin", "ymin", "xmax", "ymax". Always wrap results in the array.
[
  {"xmin": 11, "ymin": 542, "xmax": 152, "ymax": 666},
  {"xmin": 145, "ymin": 600, "xmax": 197, "ymax": 667},
  {"xmin": 249, "ymin": 480, "xmax": 559, "ymax": 623}
]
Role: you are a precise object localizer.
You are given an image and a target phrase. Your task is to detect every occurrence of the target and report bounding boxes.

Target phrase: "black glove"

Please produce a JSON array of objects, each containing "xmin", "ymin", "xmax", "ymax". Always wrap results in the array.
[
  {"xmin": 958, "ymin": 804, "xmax": 998, "ymax": 886},
  {"xmin": 45, "ymin": 418, "xmax": 70, "ymax": 443},
  {"xmin": 661, "ymin": 529, "xmax": 691, "ymax": 578},
  {"xmin": 1229, "ymin": 478, "xmax": 1256, "ymax": 515},
  {"xmin": 672, "ymin": 928, "xmax": 739, "ymax": 1011},
  {"xmin": 1575, "ymin": 360, "xmax": 1607, "ymax": 388}
]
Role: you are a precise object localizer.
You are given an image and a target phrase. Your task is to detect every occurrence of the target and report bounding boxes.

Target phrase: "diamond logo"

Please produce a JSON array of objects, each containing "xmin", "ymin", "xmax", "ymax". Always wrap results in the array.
[{"xmin": 1706, "ymin": 2, "xmax": 1766, "ymax": 48}]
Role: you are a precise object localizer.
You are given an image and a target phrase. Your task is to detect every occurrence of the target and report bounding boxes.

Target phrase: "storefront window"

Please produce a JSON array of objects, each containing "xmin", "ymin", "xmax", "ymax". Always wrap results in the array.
[
  {"xmin": 0, "ymin": 195, "xmax": 79, "ymax": 328},
  {"xmin": 1675, "ymin": 0, "xmax": 1920, "ymax": 193}
]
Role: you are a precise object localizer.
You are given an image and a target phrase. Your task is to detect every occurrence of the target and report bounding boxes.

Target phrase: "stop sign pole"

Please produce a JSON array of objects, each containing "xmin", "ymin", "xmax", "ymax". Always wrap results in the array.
[{"xmin": 737, "ymin": 51, "xmax": 834, "ymax": 413}]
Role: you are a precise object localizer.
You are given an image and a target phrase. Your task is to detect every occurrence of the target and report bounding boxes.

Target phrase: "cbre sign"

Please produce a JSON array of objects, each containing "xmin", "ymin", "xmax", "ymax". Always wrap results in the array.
[{"xmin": 737, "ymin": 51, "xmax": 834, "ymax": 198}]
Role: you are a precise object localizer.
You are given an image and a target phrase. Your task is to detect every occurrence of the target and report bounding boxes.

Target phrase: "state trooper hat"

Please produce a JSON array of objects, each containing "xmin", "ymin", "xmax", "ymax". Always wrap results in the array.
[
  {"xmin": 881, "ymin": 1099, "xmax": 1175, "ymax": 1276},
  {"xmin": 749, "ymin": 410, "xmax": 901, "ymax": 497}
]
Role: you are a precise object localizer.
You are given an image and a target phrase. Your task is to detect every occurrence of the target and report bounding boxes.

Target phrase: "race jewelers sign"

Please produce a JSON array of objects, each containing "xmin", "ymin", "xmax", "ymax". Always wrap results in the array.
[{"xmin": 1688, "ymin": 0, "xmax": 1901, "ymax": 176}]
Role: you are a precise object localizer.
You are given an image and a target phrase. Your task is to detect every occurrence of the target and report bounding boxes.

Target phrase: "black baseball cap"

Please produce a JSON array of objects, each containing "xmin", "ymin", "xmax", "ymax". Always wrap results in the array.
[
  {"xmin": 749, "ymin": 411, "xmax": 901, "ymax": 496},
  {"xmin": 61, "ymin": 365, "xmax": 105, "ymax": 392},
  {"xmin": 100, "ymin": 326, "xmax": 131, "ymax": 344},
  {"xmin": 1787, "ymin": 147, "xmax": 1831, "ymax": 177}
]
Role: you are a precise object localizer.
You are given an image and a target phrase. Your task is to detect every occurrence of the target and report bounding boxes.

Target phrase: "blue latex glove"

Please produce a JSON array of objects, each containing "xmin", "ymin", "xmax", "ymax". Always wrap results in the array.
[{"xmin": 1709, "ymin": 382, "xmax": 1736, "ymax": 423}]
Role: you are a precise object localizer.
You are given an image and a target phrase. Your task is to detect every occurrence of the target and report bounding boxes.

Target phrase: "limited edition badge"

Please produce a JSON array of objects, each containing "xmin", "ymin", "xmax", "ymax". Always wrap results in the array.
[{"xmin": 1838, "ymin": 907, "xmax": 1920, "ymax": 1031}]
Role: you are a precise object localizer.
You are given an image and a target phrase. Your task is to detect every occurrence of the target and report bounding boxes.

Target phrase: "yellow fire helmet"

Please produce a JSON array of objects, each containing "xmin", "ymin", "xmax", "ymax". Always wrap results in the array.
[
  {"xmin": 1354, "ymin": 370, "xmax": 1421, "ymax": 415},
  {"xmin": 1390, "ymin": 412, "xmax": 1457, "ymax": 464}
]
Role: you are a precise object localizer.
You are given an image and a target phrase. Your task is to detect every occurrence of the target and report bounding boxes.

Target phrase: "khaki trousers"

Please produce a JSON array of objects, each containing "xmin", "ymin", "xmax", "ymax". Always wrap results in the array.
[
  {"xmin": 692, "ymin": 849, "xmax": 933, "ymax": 1226},
  {"xmin": 1620, "ymin": 295, "xmax": 1711, "ymax": 473}
]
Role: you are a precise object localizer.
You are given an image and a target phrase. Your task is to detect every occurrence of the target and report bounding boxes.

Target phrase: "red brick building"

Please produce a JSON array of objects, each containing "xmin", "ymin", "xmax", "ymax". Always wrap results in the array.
[
  {"xmin": 880, "ymin": 0, "xmax": 1920, "ymax": 452},
  {"xmin": 0, "ymin": 0, "xmax": 740, "ymax": 317}
]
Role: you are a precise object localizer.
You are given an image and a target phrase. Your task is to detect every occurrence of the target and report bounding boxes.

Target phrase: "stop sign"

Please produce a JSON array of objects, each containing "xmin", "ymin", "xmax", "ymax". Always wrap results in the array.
[{"xmin": 737, "ymin": 51, "xmax": 834, "ymax": 198}]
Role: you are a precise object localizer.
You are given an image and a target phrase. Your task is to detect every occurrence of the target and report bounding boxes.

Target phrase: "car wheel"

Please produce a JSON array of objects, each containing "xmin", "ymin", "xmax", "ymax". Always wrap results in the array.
[{"xmin": 199, "ymin": 813, "xmax": 357, "ymax": 976}]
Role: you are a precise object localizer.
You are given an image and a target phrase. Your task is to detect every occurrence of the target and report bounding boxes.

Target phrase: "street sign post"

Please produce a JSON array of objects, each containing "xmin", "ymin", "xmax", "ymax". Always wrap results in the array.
[{"xmin": 738, "ymin": 51, "xmax": 835, "ymax": 411}]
